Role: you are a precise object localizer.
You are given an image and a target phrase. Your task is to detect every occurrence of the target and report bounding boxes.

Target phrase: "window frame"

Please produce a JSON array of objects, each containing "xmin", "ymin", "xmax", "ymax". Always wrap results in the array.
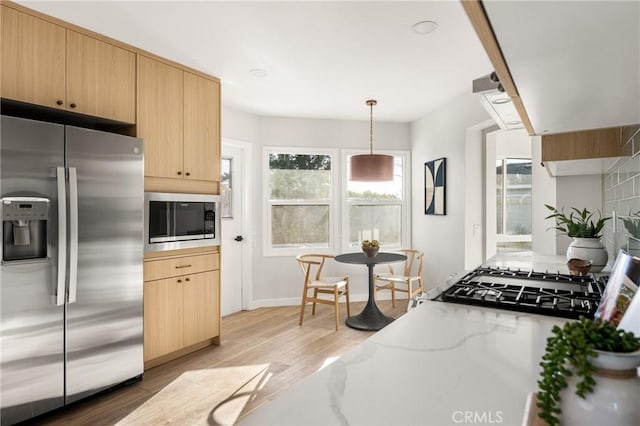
[
  {"xmin": 263, "ymin": 146, "xmax": 339, "ymax": 257},
  {"xmin": 341, "ymin": 149, "xmax": 411, "ymax": 253}
]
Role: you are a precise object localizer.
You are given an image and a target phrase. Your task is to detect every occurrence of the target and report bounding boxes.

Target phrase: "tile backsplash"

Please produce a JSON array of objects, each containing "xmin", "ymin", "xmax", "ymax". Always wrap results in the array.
[{"xmin": 602, "ymin": 125, "xmax": 640, "ymax": 261}]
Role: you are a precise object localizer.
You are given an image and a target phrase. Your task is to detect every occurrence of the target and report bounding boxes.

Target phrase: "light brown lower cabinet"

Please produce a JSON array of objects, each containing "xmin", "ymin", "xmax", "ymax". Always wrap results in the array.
[
  {"xmin": 144, "ymin": 277, "xmax": 184, "ymax": 360},
  {"xmin": 143, "ymin": 252, "xmax": 220, "ymax": 368},
  {"xmin": 183, "ymin": 271, "xmax": 220, "ymax": 346}
]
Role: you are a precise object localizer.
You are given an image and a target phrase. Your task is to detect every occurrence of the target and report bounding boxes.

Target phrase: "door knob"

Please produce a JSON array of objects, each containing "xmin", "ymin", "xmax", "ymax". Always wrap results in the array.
[{"xmin": 234, "ymin": 235, "xmax": 244, "ymax": 242}]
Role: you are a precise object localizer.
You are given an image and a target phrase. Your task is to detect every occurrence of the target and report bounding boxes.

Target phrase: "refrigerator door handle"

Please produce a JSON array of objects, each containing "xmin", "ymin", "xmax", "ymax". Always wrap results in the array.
[
  {"xmin": 68, "ymin": 167, "xmax": 79, "ymax": 304},
  {"xmin": 55, "ymin": 167, "xmax": 67, "ymax": 306}
]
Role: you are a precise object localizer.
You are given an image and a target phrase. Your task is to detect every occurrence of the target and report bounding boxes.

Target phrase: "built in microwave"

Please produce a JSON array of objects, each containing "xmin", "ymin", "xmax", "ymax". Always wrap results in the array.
[{"xmin": 144, "ymin": 192, "xmax": 220, "ymax": 252}]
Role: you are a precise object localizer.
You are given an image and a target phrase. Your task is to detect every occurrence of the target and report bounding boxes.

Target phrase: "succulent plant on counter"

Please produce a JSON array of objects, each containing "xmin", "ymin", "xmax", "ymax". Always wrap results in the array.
[{"xmin": 537, "ymin": 317, "xmax": 640, "ymax": 426}]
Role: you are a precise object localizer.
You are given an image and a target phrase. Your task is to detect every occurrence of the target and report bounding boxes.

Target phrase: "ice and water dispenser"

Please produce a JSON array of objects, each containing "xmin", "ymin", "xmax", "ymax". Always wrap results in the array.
[{"xmin": 1, "ymin": 197, "xmax": 50, "ymax": 262}]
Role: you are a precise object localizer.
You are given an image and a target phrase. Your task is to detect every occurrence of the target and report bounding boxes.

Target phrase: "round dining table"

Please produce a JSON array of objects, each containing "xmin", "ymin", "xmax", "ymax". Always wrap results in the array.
[{"xmin": 335, "ymin": 252, "xmax": 407, "ymax": 331}]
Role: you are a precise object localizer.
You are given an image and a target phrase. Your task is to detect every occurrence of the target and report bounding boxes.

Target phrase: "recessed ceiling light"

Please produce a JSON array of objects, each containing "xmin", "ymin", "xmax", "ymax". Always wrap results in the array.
[
  {"xmin": 249, "ymin": 68, "xmax": 268, "ymax": 78},
  {"xmin": 412, "ymin": 20, "xmax": 438, "ymax": 35},
  {"xmin": 491, "ymin": 98, "xmax": 512, "ymax": 105}
]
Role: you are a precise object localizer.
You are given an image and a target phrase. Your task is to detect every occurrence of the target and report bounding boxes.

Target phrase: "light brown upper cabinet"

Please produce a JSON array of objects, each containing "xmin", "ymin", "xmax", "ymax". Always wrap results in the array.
[
  {"xmin": 137, "ymin": 55, "xmax": 184, "ymax": 179},
  {"xmin": 65, "ymin": 31, "xmax": 135, "ymax": 123},
  {"xmin": 541, "ymin": 127, "xmax": 622, "ymax": 162},
  {"xmin": 541, "ymin": 127, "xmax": 625, "ymax": 176},
  {"xmin": 184, "ymin": 72, "xmax": 220, "ymax": 182},
  {"xmin": 138, "ymin": 54, "xmax": 221, "ymax": 184},
  {"xmin": 1, "ymin": 6, "xmax": 136, "ymax": 123},
  {"xmin": 1, "ymin": 5, "xmax": 66, "ymax": 110}
]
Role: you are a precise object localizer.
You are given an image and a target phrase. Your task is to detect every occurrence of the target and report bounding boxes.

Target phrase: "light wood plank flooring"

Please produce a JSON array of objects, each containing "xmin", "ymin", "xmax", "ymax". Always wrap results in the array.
[{"xmin": 34, "ymin": 301, "xmax": 407, "ymax": 425}]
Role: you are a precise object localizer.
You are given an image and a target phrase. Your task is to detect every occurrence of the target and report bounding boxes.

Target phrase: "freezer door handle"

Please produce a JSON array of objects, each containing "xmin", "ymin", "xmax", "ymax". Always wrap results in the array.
[
  {"xmin": 68, "ymin": 167, "xmax": 79, "ymax": 304},
  {"xmin": 55, "ymin": 167, "xmax": 67, "ymax": 306}
]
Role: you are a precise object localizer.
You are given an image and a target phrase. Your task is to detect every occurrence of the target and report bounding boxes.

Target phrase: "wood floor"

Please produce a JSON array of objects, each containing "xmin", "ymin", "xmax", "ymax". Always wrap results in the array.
[{"xmin": 34, "ymin": 300, "xmax": 407, "ymax": 425}]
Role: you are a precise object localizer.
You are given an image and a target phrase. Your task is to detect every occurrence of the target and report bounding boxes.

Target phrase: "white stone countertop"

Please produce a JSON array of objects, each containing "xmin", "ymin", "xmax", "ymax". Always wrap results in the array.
[{"xmin": 240, "ymin": 301, "xmax": 566, "ymax": 426}]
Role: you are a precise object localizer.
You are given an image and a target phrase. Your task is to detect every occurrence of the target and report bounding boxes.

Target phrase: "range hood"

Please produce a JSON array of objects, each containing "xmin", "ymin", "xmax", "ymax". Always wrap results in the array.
[{"xmin": 473, "ymin": 73, "xmax": 524, "ymax": 130}]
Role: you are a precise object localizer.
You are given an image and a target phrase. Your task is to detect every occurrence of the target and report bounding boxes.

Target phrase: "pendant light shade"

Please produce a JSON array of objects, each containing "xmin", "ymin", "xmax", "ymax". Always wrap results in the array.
[{"xmin": 350, "ymin": 100, "xmax": 394, "ymax": 181}]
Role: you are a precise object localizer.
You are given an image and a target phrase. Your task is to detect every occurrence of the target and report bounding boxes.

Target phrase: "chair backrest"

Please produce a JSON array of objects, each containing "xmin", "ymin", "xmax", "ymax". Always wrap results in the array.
[
  {"xmin": 387, "ymin": 249, "xmax": 423, "ymax": 278},
  {"xmin": 296, "ymin": 254, "xmax": 334, "ymax": 285}
]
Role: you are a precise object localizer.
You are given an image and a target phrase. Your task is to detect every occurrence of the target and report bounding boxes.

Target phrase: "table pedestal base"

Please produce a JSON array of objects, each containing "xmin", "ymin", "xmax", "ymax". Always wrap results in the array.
[
  {"xmin": 335, "ymin": 252, "xmax": 406, "ymax": 332},
  {"xmin": 346, "ymin": 303, "xmax": 394, "ymax": 331}
]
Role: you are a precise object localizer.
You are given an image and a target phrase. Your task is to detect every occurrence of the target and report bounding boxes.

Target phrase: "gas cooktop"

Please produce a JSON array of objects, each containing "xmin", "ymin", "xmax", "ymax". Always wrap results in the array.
[{"xmin": 436, "ymin": 266, "xmax": 605, "ymax": 319}]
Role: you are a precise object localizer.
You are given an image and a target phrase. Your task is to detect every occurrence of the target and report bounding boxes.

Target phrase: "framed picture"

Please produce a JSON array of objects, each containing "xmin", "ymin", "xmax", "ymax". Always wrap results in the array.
[{"xmin": 425, "ymin": 158, "xmax": 446, "ymax": 215}]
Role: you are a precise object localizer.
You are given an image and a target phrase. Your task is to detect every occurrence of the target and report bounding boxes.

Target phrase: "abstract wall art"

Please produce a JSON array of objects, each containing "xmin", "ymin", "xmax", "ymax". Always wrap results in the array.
[{"xmin": 425, "ymin": 157, "xmax": 446, "ymax": 215}]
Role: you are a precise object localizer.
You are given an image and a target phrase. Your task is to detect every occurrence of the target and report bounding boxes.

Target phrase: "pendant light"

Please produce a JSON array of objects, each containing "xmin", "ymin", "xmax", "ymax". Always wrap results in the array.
[{"xmin": 349, "ymin": 99, "xmax": 394, "ymax": 181}]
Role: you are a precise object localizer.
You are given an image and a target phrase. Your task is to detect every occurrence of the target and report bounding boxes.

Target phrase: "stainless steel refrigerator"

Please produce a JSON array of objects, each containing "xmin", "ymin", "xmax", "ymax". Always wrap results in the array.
[{"xmin": 0, "ymin": 115, "xmax": 144, "ymax": 425}]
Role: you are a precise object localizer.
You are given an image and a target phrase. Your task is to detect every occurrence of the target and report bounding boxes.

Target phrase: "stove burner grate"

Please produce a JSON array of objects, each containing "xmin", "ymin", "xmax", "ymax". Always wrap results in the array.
[{"xmin": 437, "ymin": 266, "xmax": 604, "ymax": 319}]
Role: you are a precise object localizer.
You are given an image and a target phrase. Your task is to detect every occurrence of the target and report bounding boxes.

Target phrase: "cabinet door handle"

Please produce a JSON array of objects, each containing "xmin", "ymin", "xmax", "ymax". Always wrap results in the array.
[
  {"xmin": 185, "ymin": 277, "xmax": 190, "ymax": 282},
  {"xmin": 185, "ymin": 172, "xmax": 190, "ymax": 176},
  {"xmin": 69, "ymin": 103, "xmax": 76, "ymax": 108},
  {"xmin": 177, "ymin": 279, "xmax": 182, "ymax": 283},
  {"xmin": 56, "ymin": 100, "xmax": 64, "ymax": 106},
  {"xmin": 175, "ymin": 264, "xmax": 192, "ymax": 269},
  {"xmin": 177, "ymin": 171, "xmax": 182, "ymax": 176}
]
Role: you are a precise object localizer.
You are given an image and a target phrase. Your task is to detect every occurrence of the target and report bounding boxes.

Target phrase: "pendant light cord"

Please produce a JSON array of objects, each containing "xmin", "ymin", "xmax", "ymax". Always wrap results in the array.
[{"xmin": 368, "ymin": 100, "xmax": 375, "ymax": 155}]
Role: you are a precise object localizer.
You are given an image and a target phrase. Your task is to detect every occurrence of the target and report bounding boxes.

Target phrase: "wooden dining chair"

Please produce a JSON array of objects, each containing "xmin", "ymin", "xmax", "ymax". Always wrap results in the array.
[
  {"xmin": 296, "ymin": 254, "xmax": 350, "ymax": 331},
  {"xmin": 374, "ymin": 249, "xmax": 424, "ymax": 307}
]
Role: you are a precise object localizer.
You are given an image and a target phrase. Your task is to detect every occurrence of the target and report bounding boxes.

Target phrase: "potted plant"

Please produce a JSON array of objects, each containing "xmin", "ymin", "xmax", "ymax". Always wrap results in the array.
[
  {"xmin": 621, "ymin": 211, "xmax": 640, "ymax": 256},
  {"xmin": 537, "ymin": 317, "xmax": 640, "ymax": 426},
  {"xmin": 545, "ymin": 205, "xmax": 611, "ymax": 272},
  {"xmin": 361, "ymin": 239, "xmax": 380, "ymax": 257}
]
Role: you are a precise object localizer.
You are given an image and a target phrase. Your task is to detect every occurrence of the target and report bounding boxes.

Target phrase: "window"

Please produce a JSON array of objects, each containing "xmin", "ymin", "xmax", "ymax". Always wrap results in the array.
[
  {"xmin": 496, "ymin": 158, "xmax": 532, "ymax": 252},
  {"xmin": 343, "ymin": 151, "xmax": 410, "ymax": 251},
  {"xmin": 221, "ymin": 157, "xmax": 232, "ymax": 218},
  {"xmin": 264, "ymin": 149, "xmax": 336, "ymax": 255}
]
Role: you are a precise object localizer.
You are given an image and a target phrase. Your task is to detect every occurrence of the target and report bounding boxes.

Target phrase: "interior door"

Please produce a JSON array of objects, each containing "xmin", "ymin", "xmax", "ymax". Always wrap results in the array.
[
  {"xmin": 221, "ymin": 144, "xmax": 245, "ymax": 316},
  {"xmin": 64, "ymin": 126, "xmax": 144, "ymax": 403}
]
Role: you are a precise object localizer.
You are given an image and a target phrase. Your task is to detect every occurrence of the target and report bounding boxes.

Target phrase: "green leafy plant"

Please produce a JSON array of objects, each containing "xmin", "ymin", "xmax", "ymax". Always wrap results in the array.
[
  {"xmin": 545, "ymin": 205, "xmax": 610, "ymax": 238},
  {"xmin": 621, "ymin": 211, "xmax": 640, "ymax": 238},
  {"xmin": 361, "ymin": 239, "xmax": 379, "ymax": 248},
  {"xmin": 537, "ymin": 317, "xmax": 640, "ymax": 426}
]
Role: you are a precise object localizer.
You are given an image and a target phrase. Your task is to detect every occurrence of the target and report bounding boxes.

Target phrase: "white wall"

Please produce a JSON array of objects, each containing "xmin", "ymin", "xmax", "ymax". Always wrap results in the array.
[
  {"xmin": 222, "ymin": 107, "xmax": 412, "ymax": 307},
  {"xmin": 531, "ymin": 136, "xmax": 556, "ymax": 255},
  {"xmin": 410, "ymin": 91, "xmax": 490, "ymax": 290},
  {"xmin": 464, "ymin": 122, "xmax": 498, "ymax": 269},
  {"xmin": 222, "ymin": 107, "xmax": 260, "ymax": 143},
  {"xmin": 555, "ymin": 175, "xmax": 603, "ymax": 254}
]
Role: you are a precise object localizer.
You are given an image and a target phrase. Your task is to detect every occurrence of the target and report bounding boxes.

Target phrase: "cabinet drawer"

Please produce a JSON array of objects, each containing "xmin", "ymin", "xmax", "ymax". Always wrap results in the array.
[{"xmin": 144, "ymin": 253, "xmax": 219, "ymax": 281}]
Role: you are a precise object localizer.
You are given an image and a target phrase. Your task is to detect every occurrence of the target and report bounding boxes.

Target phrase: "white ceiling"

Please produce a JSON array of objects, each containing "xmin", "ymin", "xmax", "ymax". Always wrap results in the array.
[
  {"xmin": 484, "ymin": 0, "xmax": 640, "ymax": 134},
  {"xmin": 20, "ymin": 0, "xmax": 493, "ymax": 123}
]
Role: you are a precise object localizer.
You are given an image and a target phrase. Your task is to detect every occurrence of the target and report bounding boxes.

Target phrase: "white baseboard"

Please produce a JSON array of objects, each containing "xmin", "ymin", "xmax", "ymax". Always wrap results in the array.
[{"xmin": 248, "ymin": 292, "xmax": 408, "ymax": 310}]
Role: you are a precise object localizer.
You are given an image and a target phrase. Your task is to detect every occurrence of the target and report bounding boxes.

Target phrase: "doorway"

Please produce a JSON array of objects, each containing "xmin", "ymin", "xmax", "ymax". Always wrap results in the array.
[
  {"xmin": 484, "ymin": 129, "xmax": 532, "ymax": 259},
  {"xmin": 221, "ymin": 140, "xmax": 252, "ymax": 316}
]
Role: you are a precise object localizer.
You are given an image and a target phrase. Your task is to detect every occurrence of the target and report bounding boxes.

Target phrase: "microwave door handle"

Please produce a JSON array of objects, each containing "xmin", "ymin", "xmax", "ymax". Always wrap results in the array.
[
  {"xmin": 68, "ymin": 167, "xmax": 78, "ymax": 304},
  {"xmin": 55, "ymin": 167, "xmax": 66, "ymax": 306}
]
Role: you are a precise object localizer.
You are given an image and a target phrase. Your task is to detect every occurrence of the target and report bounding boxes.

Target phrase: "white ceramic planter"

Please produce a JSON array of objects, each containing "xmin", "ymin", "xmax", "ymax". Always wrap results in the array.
[
  {"xmin": 559, "ymin": 349, "xmax": 640, "ymax": 426},
  {"xmin": 566, "ymin": 237, "xmax": 608, "ymax": 272}
]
